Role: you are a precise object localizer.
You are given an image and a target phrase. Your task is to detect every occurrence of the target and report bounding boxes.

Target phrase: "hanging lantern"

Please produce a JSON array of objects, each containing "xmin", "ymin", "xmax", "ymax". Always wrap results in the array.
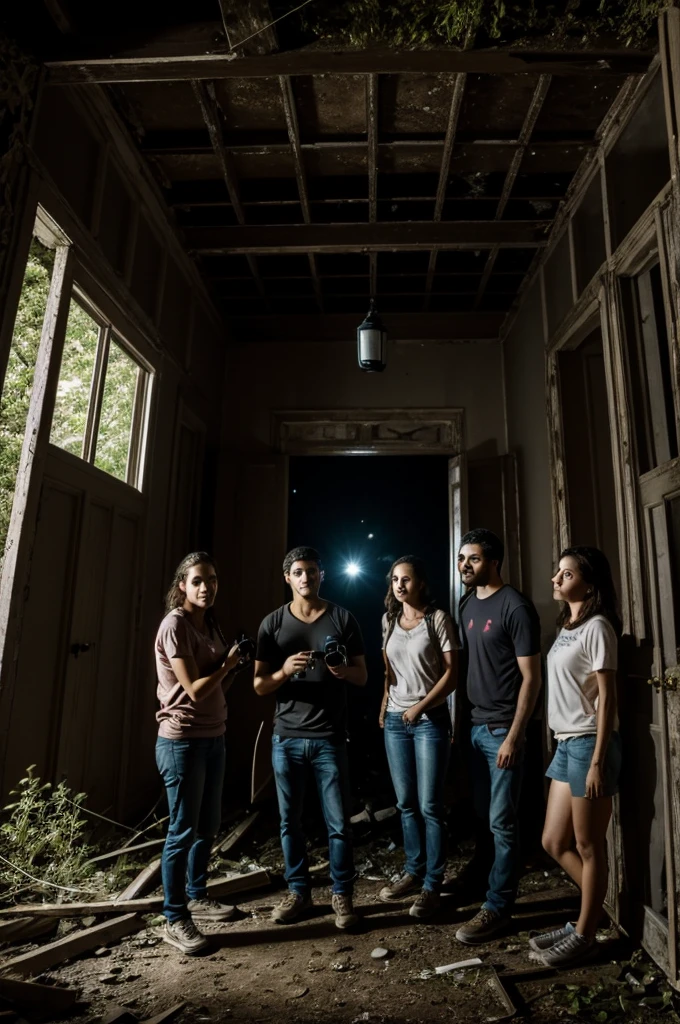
[{"xmin": 357, "ymin": 299, "xmax": 387, "ymax": 372}]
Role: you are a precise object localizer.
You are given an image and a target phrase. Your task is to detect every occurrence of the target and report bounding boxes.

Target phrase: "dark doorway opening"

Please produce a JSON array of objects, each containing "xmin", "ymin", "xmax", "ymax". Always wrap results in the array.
[{"xmin": 287, "ymin": 454, "xmax": 450, "ymax": 805}]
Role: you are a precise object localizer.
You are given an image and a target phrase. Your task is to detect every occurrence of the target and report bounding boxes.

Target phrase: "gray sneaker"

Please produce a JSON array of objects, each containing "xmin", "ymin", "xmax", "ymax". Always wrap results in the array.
[
  {"xmin": 187, "ymin": 898, "xmax": 236, "ymax": 922},
  {"xmin": 162, "ymin": 918, "xmax": 209, "ymax": 955},
  {"xmin": 409, "ymin": 890, "xmax": 441, "ymax": 920},
  {"xmin": 541, "ymin": 929, "xmax": 594, "ymax": 967},
  {"xmin": 455, "ymin": 907, "xmax": 511, "ymax": 945},
  {"xmin": 332, "ymin": 894, "xmax": 358, "ymax": 930},
  {"xmin": 378, "ymin": 873, "xmax": 421, "ymax": 903},
  {"xmin": 529, "ymin": 921, "xmax": 575, "ymax": 952},
  {"xmin": 271, "ymin": 891, "xmax": 312, "ymax": 924}
]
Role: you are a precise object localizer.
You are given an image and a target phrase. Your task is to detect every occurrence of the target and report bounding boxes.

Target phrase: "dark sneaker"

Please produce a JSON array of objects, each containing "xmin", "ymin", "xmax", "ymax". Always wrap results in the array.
[
  {"xmin": 378, "ymin": 873, "xmax": 421, "ymax": 904},
  {"xmin": 409, "ymin": 890, "xmax": 441, "ymax": 920},
  {"xmin": 162, "ymin": 918, "xmax": 209, "ymax": 955},
  {"xmin": 541, "ymin": 929, "xmax": 595, "ymax": 967},
  {"xmin": 529, "ymin": 921, "xmax": 575, "ymax": 952},
  {"xmin": 455, "ymin": 907, "xmax": 511, "ymax": 945},
  {"xmin": 332, "ymin": 894, "xmax": 359, "ymax": 930},
  {"xmin": 187, "ymin": 898, "xmax": 236, "ymax": 922},
  {"xmin": 271, "ymin": 891, "xmax": 312, "ymax": 924}
]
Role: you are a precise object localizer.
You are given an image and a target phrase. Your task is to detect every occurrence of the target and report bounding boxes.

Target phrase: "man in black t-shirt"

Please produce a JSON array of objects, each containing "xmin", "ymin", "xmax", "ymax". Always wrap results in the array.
[
  {"xmin": 454, "ymin": 529, "xmax": 542, "ymax": 945},
  {"xmin": 254, "ymin": 546, "xmax": 367, "ymax": 930}
]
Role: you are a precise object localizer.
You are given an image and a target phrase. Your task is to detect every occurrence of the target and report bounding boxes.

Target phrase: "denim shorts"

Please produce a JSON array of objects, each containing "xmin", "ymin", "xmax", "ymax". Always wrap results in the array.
[{"xmin": 546, "ymin": 731, "xmax": 621, "ymax": 798}]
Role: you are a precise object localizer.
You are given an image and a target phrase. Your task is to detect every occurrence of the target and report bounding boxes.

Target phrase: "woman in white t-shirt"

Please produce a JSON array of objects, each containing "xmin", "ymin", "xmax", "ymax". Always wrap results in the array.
[
  {"xmin": 155, "ymin": 551, "xmax": 245, "ymax": 956},
  {"xmin": 377, "ymin": 556, "xmax": 458, "ymax": 920},
  {"xmin": 531, "ymin": 546, "xmax": 622, "ymax": 968}
]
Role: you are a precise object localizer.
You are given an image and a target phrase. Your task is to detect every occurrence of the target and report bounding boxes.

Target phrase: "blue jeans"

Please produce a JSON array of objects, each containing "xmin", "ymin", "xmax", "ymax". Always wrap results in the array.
[
  {"xmin": 155, "ymin": 735, "xmax": 225, "ymax": 922},
  {"xmin": 272, "ymin": 735, "xmax": 355, "ymax": 896},
  {"xmin": 470, "ymin": 724, "xmax": 524, "ymax": 915},
  {"xmin": 384, "ymin": 710, "xmax": 451, "ymax": 892}
]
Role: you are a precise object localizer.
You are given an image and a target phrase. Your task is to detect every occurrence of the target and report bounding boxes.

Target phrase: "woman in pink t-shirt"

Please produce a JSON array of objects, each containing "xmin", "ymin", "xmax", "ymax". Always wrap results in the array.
[{"xmin": 155, "ymin": 551, "xmax": 244, "ymax": 955}]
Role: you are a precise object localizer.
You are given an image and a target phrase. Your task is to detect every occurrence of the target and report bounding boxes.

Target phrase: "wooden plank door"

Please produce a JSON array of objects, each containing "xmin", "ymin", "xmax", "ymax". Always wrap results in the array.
[{"xmin": 639, "ymin": 462, "xmax": 680, "ymax": 983}]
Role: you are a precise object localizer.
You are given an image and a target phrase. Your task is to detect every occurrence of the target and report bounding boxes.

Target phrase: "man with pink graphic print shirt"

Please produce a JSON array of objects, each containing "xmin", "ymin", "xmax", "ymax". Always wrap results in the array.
[{"xmin": 454, "ymin": 529, "xmax": 541, "ymax": 946}]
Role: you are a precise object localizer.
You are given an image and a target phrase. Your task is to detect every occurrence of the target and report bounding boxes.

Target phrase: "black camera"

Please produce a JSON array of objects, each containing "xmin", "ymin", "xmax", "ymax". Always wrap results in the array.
[
  {"xmin": 234, "ymin": 633, "xmax": 256, "ymax": 663},
  {"xmin": 323, "ymin": 635, "xmax": 347, "ymax": 669}
]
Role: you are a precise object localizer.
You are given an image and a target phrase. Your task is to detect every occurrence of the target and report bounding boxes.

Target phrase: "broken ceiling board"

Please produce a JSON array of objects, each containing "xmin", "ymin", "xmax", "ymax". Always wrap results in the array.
[
  {"xmin": 185, "ymin": 220, "xmax": 550, "ymax": 254},
  {"xmin": 292, "ymin": 74, "xmax": 369, "ymax": 137},
  {"xmin": 457, "ymin": 73, "xmax": 545, "ymax": 137},
  {"xmin": 380, "ymin": 72, "xmax": 459, "ymax": 135},
  {"xmin": 115, "ymin": 81, "xmax": 205, "ymax": 132},
  {"xmin": 532, "ymin": 74, "xmax": 630, "ymax": 135},
  {"xmin": 45, "ymin": 48, "xmax": 654, "ymax": 86},
  {"xmin": 153, "ymin": 151, "xmax": 222, "ymax": 181},
  {"xmin": 212, "ymin": 78, "xmax": 286, "ymax": 132}
]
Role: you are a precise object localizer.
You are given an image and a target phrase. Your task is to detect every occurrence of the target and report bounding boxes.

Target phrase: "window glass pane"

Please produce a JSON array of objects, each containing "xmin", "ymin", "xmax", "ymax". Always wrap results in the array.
[
  {"xmin": 49, "ymin": 298, "xmax": 99, "ymax": 458},
  {"xmin": 94, "ymin": 339, "xmax": 139, "ymax": 482},
  {"xmin": 621, "ymin": 263, "xmax": 678, "ymax": 474},
  {"xmin": 0, "ymin": 236, "xmax": 55, "ymax": 564}
]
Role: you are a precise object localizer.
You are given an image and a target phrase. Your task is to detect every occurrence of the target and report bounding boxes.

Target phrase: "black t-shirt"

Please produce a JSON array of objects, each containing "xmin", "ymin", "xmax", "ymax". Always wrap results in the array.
[
  {"xmin": 256, "ymin": 602, "xmax": 365, "ymax": 739},
  {"xmin": 462, "ymin": 585, "xmax": 541, "ymax": 726}
]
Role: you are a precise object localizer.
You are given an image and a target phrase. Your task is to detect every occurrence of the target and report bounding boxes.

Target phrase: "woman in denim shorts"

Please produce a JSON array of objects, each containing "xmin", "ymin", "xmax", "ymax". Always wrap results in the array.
[
  {"xmin": 377, "ymin": 556, "xmax": 458, "ymax": 920},
  {"xmin": 531, "ymin": 546, "xmax": 621, "ymax": 968}
]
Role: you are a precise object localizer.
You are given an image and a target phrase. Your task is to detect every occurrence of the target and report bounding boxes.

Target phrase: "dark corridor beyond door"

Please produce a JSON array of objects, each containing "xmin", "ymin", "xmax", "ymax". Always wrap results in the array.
[{"xmin": 287, "ymin": 455, "xmax": 450, "ymax": 801}]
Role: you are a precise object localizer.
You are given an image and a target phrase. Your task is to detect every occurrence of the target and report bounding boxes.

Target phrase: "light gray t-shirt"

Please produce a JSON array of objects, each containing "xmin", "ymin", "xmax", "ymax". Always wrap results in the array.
[
  {"xmin": 546, "ymin": 614, "xmax": 618, "ymax": 739},
  {"xmin": 383, "ymin": 609, "xmax": 456, "ymax": 712}
]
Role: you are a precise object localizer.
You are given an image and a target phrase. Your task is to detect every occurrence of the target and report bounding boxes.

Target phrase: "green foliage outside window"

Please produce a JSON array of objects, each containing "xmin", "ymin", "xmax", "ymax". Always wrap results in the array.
[
  {"xmin": 0, "ymin": 238, "xmax": 54, "ymax": 566},
  {"xmin": 94, "ymin": 340, "xmax": 139, "ymax": 482},
  {"xmin": 49, "ymin": 299, "xmax": 100, "ymax": 459}
]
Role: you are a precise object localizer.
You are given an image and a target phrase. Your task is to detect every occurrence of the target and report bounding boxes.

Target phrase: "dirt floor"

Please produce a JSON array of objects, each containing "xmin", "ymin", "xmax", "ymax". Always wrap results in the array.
[{"xmin": 4, "ymin": 813, "xmax": 679, "ymax": 1024}]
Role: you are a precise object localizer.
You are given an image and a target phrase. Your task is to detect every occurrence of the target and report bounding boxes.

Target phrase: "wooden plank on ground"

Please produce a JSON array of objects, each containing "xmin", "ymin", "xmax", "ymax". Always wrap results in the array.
[
  {"xmin": 0, "ymin": 917, "xmax": 57, "ymax": 944},
  {"xmin": 0, "ymin": 975, "xmax": 78, "ymax": 1014},
  {"xmin": 86, "ymin": 837, "xmax": 165, "ymax": 866},
  {"xmin": 0, "ymin": 914, "xmax": 142, "ymax": 977},
  {"xmin": 115, "ymin": 858, "xmax": 162, "ymax": 902},
  {"xmin": 0, "ymin": 869, "xmax": 270, "ymax": 918},
  {"xmin": 215, "ymin": 812, "xmax": 260, "ymax": 854}
]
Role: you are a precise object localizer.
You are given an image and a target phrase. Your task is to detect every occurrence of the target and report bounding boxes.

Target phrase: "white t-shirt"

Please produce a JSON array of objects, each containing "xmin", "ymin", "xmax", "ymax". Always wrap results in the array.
[
  {"xmin": 546, "ymin": 614, "xmax": 618, "ymax": 739},
  {"xmin": 382, "ymin": 609, "xmax": 456, "ymax": 712}
]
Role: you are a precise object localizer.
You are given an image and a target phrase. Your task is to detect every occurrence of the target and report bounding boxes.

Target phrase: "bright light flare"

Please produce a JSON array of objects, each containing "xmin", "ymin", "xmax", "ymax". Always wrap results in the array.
[{"xmin": 345, "ymin": 562, "xmax": 361, "ymax": 577}]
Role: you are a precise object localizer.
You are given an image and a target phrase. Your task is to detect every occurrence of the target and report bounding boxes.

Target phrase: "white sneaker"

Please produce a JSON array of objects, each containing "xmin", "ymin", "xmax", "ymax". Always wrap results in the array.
[
  {"xmin": 187, "ymin": 897, "xmax": 236, "ymax": 922},
  {"xmin": 162, "ymin": 918, "xmax": 209, "ymax": 954}
]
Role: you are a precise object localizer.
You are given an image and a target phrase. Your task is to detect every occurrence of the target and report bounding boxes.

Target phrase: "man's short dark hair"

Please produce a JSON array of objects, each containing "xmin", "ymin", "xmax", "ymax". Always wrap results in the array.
[
  {"xmin": 460, "ymin": 529, "xmax": 504, "ymax": 570},
  {"xmin": 283, "ymin": 546, "xmax": 322, "ymax": 576}
]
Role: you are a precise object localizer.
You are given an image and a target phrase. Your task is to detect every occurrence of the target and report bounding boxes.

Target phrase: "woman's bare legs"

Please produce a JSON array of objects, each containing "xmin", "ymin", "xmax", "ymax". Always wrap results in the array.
[
  {"xmin": 572, "ymin": 795, "xmax": 612, "ymax": 937},
  {"xmin": 542, "ymin": 780, "xmax": 582, "ymax": 886}
]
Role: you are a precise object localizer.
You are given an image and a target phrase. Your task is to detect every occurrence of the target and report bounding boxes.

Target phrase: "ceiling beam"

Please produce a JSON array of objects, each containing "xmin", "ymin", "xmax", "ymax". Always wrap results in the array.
[
  {"xmin": 367, "ymin": 73, "xmax": 378, "ymax": 297},
  {"xmin": 186, "ymin": 220, "xmax": 549, "ymax": 254},
  {"xmin": 279, "ymin": 74, "xmax": 323, "ymax": 313},
  {"xmin": 45, "ymin": 47, "xmax": 653, "ymax": 85},
  {"xmin": 226, "ymin": 312, "xmax": 504, "ymax": 343},
  {"xmin": 191, "ymin": 79, "xmax": 267, "ymax": 302},
  {"xmin": 475, "ymin": 74, "xmax": 552, "ymax": 308},
  {"xmin": 424, "ymin": 72, "xmax": 467, "ymax": 311}
]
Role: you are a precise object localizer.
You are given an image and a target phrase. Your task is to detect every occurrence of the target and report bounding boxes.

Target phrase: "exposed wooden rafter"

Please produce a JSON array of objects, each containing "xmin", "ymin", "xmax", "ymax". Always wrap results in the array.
[
  {"xmin": 475, "ymin": 74, "xmax": 552, "ymax": 308},
  {"xmin": 45, "ymin": 48, "xmax": 653, "ymax": 86},
  {"xmin": 191, "ymin": 79, "xmax": 267, "ymax": 302},
  {"xmin": 186, "ymin": 220, "xmax": 550, "ymax": 254},
  {"xmin": 367, "ymin": 73, "xmax": 378, "ymax": 298},
  {"xmin": 279, "ymin": 75, "xmax": 323, "ymax": 312},
  {"xmin": 226, "ymin": 312, "xmax": 504, "ymax": 344},
  {"xmin": 424, "ymin": 72, "xmax": 467, "ymax": 311}
]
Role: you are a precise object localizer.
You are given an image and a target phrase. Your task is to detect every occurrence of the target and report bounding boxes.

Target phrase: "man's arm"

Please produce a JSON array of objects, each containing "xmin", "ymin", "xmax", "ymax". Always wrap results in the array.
[
  {"xmin": 328, "ymin": 654, "xmax": 368, "ymax": 687},
  {"xmin": 253, "ymin": 653, "xmax": 311, "ymax": 696},
  {"xmin": 496, "ymin": 653, "xmax": 542, "ymax": 769}
]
